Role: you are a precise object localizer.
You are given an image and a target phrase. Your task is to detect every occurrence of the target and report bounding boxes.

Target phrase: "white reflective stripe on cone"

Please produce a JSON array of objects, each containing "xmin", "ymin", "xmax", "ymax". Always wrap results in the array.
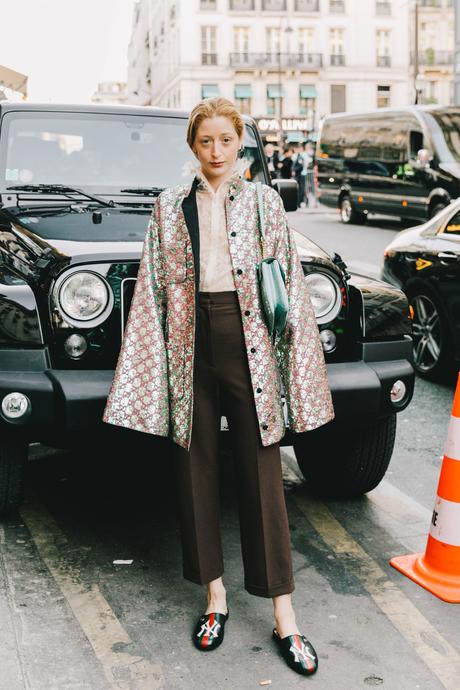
[
  {"xmin": 443, "ymin": 416, "xmax": 460, "ymax": 462},
  {"xmin": 429, "ymin": 495, "xmax": 460, "ymax": 547}
]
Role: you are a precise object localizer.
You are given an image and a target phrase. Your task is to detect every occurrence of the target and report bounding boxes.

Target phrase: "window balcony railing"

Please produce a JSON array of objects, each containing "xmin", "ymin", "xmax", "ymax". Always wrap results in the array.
[
  {"xmin": 330, "ymin": 0, "xmax": 345, "ymax": 12},
  {"xmin": 229, "ymin": 51, "xmax": 323, "ymax": 68},
  {"xmin": 261, "ymin": 0, "xmax": 287, "ymax": 9},
  {"xmin": 377, "ymin": 55, "xmax": 391, "ymax": 67},
  {"xmin": 419, "ymin": 0, "xmax": 441, "ymax": 6},
  {"xmin": 410, "ymin": 50, "xmax": 453, "ymax": 65},
  {"xmin": 202, "ymin": 52, "xmax": 218, "ymax": 65},
  {"xmin": 229, "ymin": 0, "xmax": 255, "ymax": 10},
  {"xmin": 294, "ymin": 0, "xmax": 320, "ymax": 9},
  {"xmin": 330, "ymin": 53, "xmax": 345, "ymax": 66},
  {"xmin": 376, "ymin": 1, "xmax": 391, "ymax": 15}
]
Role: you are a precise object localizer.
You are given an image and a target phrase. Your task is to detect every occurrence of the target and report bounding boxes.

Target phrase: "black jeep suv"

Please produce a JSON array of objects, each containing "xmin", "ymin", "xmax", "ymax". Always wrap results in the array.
[{"xmin": 0, "ymin": 103, "xmax": 414, "ymax": 513}]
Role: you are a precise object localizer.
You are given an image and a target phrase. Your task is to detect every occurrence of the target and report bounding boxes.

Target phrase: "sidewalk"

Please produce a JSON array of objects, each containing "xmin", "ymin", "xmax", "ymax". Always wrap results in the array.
[{"xmin": 294, "ymin": 202, "xmax": 335, "ymax": 215}]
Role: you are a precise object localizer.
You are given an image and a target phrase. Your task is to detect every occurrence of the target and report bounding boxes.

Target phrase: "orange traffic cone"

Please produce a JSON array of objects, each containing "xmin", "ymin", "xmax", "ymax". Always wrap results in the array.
[{"xmin": 390, "ymin": 373, "xmax": 460, "ymax": 603}]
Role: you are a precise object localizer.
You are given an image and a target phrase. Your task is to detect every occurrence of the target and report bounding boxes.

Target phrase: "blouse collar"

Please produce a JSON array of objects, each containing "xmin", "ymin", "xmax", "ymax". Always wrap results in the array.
[{"xmin": 194, "ymin": 160, "xmax": 245, "ymax": 195}]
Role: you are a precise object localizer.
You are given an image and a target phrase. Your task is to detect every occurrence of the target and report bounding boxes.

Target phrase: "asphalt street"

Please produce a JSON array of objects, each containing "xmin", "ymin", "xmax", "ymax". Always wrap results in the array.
[{"xmin": 0, "ymin": 208, "xmax": 459, "ymax": 690}]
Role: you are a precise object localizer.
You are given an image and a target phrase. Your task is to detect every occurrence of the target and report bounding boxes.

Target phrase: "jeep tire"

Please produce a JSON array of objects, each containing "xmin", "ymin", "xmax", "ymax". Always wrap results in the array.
[{"xmin": 293, "ymin": 414, "xmax": 397, "ymax": 498}]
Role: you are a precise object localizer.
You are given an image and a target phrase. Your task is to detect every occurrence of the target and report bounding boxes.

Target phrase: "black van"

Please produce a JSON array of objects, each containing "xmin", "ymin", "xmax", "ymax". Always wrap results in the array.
[{"xmin": 316, "ymin": 106, "xmax": 460, "ymax": 224}]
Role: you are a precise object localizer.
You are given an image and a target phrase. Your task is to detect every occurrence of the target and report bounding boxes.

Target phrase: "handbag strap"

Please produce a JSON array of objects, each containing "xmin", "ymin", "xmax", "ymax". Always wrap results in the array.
[{"xmin": 255, "ymin": 181, "xmax": 266, "ymax": 258}]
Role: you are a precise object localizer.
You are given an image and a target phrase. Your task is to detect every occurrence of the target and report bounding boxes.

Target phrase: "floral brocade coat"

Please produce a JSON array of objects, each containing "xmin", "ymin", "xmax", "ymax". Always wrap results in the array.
[{"xmin": 102, "ymin": 171, "xmax": 334, "ymax": 450}]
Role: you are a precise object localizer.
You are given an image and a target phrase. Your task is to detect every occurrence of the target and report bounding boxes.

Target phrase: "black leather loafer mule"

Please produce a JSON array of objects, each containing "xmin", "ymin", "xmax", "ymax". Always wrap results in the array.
[
  {"xmin": 272, "ymin": 627, "xmax": 318, "ymax": 675},
  {"xmin": 192, "ymin": 610, "xmax": 229, "ymax": 651}
]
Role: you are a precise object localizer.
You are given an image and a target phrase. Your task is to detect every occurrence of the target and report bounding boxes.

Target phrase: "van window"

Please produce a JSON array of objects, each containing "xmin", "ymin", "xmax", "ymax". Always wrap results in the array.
[{"xmin": 429, "ymin": 111, "xmax": 460, "ymax": 162}]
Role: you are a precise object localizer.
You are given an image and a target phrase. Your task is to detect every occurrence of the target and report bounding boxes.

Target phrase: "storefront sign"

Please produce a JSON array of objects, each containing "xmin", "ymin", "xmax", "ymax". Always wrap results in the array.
[{"xmin": 257, "ymin": 118, "xmax": 310, "ymax": 132}]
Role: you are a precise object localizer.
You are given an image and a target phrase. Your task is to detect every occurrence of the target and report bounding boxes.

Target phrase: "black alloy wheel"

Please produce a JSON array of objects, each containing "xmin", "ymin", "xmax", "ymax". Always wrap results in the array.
[
  {"xmin": 339, "ymin": 195, "xmax": 366, "ymax": 225},
  {"xmin": 409, "ymin": 290, "xmax": 451, "ymax": 379}
]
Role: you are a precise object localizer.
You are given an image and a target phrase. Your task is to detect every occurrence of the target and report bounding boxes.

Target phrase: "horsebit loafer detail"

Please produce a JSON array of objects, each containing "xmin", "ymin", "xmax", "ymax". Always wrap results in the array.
[
  {"xmin": 193, "ymin": 611, "xmax": 229, "ymax": 651},
  {"xmin": 272, "ymin": 627, "xmax": 318, "ymax": 675}
]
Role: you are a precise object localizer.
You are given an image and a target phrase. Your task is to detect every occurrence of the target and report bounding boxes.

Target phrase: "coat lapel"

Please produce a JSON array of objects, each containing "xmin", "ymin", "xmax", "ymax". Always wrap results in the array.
[{"xmin": 181, "ymin": 176, "xmax": 200, "ymax": 295}]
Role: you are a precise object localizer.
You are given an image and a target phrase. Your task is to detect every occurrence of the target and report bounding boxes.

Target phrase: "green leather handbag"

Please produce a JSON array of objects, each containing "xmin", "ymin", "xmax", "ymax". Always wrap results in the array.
[{"xmin": 255, "ymin": 181, "xmax": 289, "ymax": 342}]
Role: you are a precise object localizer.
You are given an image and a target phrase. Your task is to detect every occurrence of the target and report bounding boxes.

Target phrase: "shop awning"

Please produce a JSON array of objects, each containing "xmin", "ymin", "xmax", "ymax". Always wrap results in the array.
[
  {"xmin": 235, "ymin": 84, "xmax": 252, "ymax": 98},
  {"xmin": 267, "ymin": 84, "xmax": 284, "ymax": 98},
  {"xmin": 201, "ymin": 84, "xmax": 220, "ymax": 98},
  {"xmin": 286, "ymin": 132, "xmax": 305, "ymax": 142},
  {"xmin": 300, "ymin": 85, "xmax": 317, "ymax": 99}
]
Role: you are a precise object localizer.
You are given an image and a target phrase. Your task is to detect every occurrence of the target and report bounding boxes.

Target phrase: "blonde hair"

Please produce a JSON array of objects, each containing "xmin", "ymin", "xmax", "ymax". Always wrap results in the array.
[{"xmin": 186, "ymin": 97, "xmax": 244, "ymax": 150}]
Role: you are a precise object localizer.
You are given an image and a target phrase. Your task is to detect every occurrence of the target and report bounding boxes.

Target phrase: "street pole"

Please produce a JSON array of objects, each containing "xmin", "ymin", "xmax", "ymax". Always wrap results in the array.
[
  {"xmin": 278, "ymin": 21, "xmax": 284, "ymax": 148},
  {"xmin": 414, "ymin": 0, "xmax": 419, "ymax": 104},
  {"xmin": 455, "ymin": 0, "xmax": 460, "ymax": 104}
]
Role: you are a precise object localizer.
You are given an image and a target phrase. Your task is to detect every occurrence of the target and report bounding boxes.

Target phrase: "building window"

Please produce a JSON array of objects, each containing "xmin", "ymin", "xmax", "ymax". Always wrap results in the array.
[
  {"xmin": 376, "ymin": 1, "xmax": 391, "ymax": 15},
  {"xmin": 201, "ymin": 26, "xmax": 217, "ymax": 65},
  {"xmin": 267, "ymin": 84, "xmax": 284, "ymax": 115},
  {"xmin": 376, "ymin": 29, "xmax": 391, "ymax": 66},
  {"xmin": 298, "ymin": 27, "xmax": 315, "ymax": 55},
  {"xmin": 295, "ymin": 0, "xmax": 320, "ymax": 10},
  {"xmin": 229, "ymin": 0, "xmax": 255, "ymax": 9},
  {"xmin": 330, "ymin": 0, "xmax": 345, "ymax": 12},
  {"xmin": 235, "ymin": 84, "xmax": 252, "ymax": 114},
  {"xmin": 329, "ymin": 28, "xmax": 345, "ymax": 65},
  {"xmin": 299, "ymin": 85, "xmax": 316, "ymax": 117},
  {"xmin": 266, "ymin": 27, "xmax": 281, "ymax": 61},
  {"xmin": 331, "ymin": 84, "xmax": 346, "ymax": 112},
  {"xmin": 262, "ymin": 0, "xmax": 287, "ymax": 9},
  {"xmin": 377, "ymin": 84, "xmax": 391, "ymax": 107},
  {"xmin": 200, "ymin": 0, "xmax": 217, "ymax": 8},
  {"xmin": 233, "ymin": 27, "xmax": 250, "ymax": 64},
  {"xmin": 202, "ymin": 84, "xmax": 220, "ymax": 99}
]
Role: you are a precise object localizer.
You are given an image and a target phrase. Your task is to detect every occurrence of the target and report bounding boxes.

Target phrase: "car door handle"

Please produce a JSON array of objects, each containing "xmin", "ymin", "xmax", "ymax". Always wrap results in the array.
[{"xmin": 438, "ymin": 251, "xmax": 459, "ymax": 262}]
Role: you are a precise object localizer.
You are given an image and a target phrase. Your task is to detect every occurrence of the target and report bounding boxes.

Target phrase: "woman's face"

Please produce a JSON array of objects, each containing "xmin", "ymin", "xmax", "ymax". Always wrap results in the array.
[{"xmin": 192, "ymin": 116, "xmax": 242, "ymax": 185}]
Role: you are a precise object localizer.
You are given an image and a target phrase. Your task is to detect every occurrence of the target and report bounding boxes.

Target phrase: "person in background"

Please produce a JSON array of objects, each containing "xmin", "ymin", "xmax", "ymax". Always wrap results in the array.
[
  {"xmin": 292, "ymin": 144, "xmax": 305, "ymax": 209},
  {"xmin": 280, "ymin": 146, "xmax": 295, "ymax": 179},
  {"xmin": 264, "ymin": 142, "xmax": 280, "ymax": 180},
  {"xmin": 302, "ymin": 141, "xmax": 315, "ymax": 207}
]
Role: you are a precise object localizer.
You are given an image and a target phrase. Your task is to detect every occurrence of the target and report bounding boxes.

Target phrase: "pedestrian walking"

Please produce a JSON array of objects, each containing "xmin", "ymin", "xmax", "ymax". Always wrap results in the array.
[
  {"xmin": 102, "ymin": 97, "xmax": 334, "ymax": 677},
  {"xmin": 264, "ymin": 142, "xmax": 280, "ymax": 180},
  {"xmin": 279, "ymin": 145, "xmax": 295, "ymax": 179},
  {"xmin": 292, "ymin": 144, "xmax": 305, "ymax": 208}
]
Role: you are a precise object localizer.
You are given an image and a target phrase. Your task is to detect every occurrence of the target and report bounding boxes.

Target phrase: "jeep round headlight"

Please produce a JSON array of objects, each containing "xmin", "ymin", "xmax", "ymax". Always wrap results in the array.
[
  {"xmin": 59, "ymin": 272, "xmax": 109, "ymax": 321},
  {"xmin": 304, "ymin": 272, "xmax": 342, "ymax": 324}
]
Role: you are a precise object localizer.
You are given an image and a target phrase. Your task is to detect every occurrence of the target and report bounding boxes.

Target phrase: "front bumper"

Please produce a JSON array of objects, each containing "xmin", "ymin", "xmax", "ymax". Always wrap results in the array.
[{"xmin": 0, "ymin": 337, "xmax": 414, "ymax": 440}]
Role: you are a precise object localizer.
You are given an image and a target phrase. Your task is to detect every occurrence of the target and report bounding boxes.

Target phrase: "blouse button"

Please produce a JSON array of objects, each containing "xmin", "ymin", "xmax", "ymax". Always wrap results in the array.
[
  {"xmin": 229, "ymin": 195, "xmax": 234, "ymax": 201},
  {"xmin": 256, "ymin": 387, "xmax": 262, "ymax": 393},
  {"xmin": 236, "ymin": 269, "xmax": 243, "ymax": 275},
  {"xmin": 244, "ymin": 310, "xmax": 251, "ymax": 316},
  {"xmin": 250, "ymin": 347, "xmax": 256, "ymax": 353},
  {"xmin": 230, "ymin": 231, "xmax": 236, "ymax": 236},
  {"xmin": 262, "ymin": 423, "xmax": 268, "ymax": 430}
]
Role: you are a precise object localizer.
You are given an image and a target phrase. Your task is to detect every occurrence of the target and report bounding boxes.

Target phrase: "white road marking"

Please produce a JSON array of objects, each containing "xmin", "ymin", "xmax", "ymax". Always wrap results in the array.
[
  {"xmin": 292, "ymin": 494, "xmax": 460, "ymax": 690},
  {"xmin": 20, "ymin": 492, "xmax": 164, "ymax": 690}
]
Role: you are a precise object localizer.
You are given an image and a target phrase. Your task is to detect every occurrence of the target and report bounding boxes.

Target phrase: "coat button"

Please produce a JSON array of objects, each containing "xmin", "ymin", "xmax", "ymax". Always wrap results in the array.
[
  {"xmin": 262, "ymin": 423, "xmax": 268, "ymax": 430},
  {"xmin": 256, "ymin": 387, "xmax": 262, "ymax": 393},
  {"xmin": 230, "ymin": 231, "xmax": 236, "ymax": 236},
  {"xmin": 250, "ymin": 347, "xmax": 256, "ymax": 353},
  {"xmin": 244, "ymin": 310, "xmax": 251, "ymax": 316},
  {"xmin": 237, "ymin": 269, "xmax": 243, "ymax": 275}
]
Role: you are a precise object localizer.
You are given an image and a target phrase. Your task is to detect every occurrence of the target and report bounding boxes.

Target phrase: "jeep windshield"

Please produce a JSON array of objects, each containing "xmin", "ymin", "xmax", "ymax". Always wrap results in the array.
[{"xmin": 0, "ymin": 111, "xmax": 265, "ymax": 197}]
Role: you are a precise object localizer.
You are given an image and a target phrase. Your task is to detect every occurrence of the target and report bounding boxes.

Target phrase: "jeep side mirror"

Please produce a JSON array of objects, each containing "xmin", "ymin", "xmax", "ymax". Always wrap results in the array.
[{"xmin": 271, "ymin": 178, "xmax": 298, "ymax": 212}]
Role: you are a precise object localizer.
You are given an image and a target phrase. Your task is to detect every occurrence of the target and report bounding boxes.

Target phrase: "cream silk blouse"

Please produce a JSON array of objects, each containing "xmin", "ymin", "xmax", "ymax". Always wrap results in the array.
[{"xmin": 195, "ymin": 164, "xmax": 243, "ymax": 292}]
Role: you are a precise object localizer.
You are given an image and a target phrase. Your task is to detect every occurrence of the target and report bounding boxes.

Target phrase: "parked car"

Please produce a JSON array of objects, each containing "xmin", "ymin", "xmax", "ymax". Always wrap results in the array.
[
  {"xmin": 0, "ymin": 102, "xmax": 415, "ymax": 513},
  {"xmin": 316, "ymin": 106, "xmax": 460, "ymax": 225},
  {"xmin": 383, "ymin": 199, "xmax": 460, "ymax": 379}
]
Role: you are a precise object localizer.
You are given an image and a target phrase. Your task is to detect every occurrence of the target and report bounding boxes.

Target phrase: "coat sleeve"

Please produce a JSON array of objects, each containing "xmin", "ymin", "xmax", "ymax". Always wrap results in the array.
[
  {"xmin": 102, "ymin": 197, "xmax": 170, "ymax": 436},
  {"xmin": 266, "ymin": 187, "xmax": 335, "ymax": 433}
]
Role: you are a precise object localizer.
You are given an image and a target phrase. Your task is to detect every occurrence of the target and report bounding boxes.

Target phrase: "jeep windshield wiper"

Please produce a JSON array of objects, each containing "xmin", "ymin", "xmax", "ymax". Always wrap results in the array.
[
  {"xmin": 119, "ymin": 187, "xmax": 164, "ymax": 196},
  {"xmin": 5, "ymin": 184, "xmax": 119, "ymax": 208}
]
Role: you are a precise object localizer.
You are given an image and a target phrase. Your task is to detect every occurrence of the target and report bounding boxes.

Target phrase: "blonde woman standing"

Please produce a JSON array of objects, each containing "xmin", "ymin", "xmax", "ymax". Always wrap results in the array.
[{"xmin": 103, "ymin": 97, "xmax": 334, "ymax": 676}]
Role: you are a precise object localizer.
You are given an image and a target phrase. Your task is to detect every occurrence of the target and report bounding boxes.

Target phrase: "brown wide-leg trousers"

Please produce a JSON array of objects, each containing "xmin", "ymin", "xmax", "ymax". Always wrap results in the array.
[{"xmin": 172, "ymin": 290, "xmax": 294, "ymax": 598}]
